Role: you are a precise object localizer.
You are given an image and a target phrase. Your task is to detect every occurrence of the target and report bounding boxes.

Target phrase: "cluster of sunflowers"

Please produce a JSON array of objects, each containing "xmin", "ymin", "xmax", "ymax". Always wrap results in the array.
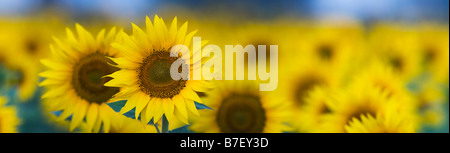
[{"xmin": 0, "ymin": 14, "xmax": 448, "ymax": 133}]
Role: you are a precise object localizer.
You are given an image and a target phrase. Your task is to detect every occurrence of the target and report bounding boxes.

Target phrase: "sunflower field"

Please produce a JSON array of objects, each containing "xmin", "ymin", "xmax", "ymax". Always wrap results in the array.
[{"xmin": 0, "ymin": 0, "xmax": 448, "ymax": 133}]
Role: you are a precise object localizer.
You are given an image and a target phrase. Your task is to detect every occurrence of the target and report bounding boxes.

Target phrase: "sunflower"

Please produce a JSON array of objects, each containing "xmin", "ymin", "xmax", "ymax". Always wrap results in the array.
[
  {"xmin": 11, "ymin": 20, "xmax": 58, "ymax": 64},
  {"xmin": 319, "ymin": 84, "xmax": 418, "ymax": 133},
  {"xmin": 104, "ymin": 15, "xmax": 213, "ymax": 127},
  {"xmin": 351, "ymin": 62, "xmax": 415, "ymax": 106},
  {"xmin": 0, "ymin": 23, "xmax": 40, "ymax": 101},
  {"xmin": 189, "ymin": 80, "xmax": 292, "ymax": 133},
  {"xmin": 5, "ymin": 54, "xmax": 39, "ymax": 101},
  {"xmin": 277, "ymin": 57, "xmax": 341, "ymax": 132},
  {"xmin": 40, "ymin": 24, "xmax": 123, "ymax": 132},
  {"xmin": 0, "ymin": 96, "xmax": 21, "ymax": 133},
  {"xmin": 295, "ymin": 23, "xmax": 366, "ymax": 74},
  {"xmin": 368, "ymin": 24, "xmax": 422, "ymax": 81},
  {"xmin": 414, "ymin": 79, "xmax": 446, "ymax": 128},
  {"xmin": 416, "ymin": 24, "xmax": 449, "ymax": 84}
]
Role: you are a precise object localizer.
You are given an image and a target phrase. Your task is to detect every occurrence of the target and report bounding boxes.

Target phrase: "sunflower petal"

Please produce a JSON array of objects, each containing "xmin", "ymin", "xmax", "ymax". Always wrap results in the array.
[
  {"xmin": 85, "ymin": 103, "xmax": 99, "ymax": 131},
  {"xmin": 162, "ymin": 99, "xmax": 175, "ymax": 123},
  {"xmin": 185, "ymin": 98, "xmax": 199, "ymax": 116},
  {"xmin": 69, "ymin": 101, "xmax": 88, "ymax": 131}
]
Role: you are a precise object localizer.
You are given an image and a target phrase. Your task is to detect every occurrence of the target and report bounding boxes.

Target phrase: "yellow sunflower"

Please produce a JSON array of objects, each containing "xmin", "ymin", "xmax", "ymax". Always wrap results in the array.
[
  {"xmin": 104, "ymin": 15, "xmax": 213, "ymax": 127},
  {"xmin": 40, "ymin": 24, "xmax": 123, "ymax": 132},
  {"xmin": 295, "ymin": 23, "xmax": 366, "ymax": 74},
  {"xmin": 351, "ymin": 62, "xmax": 416, "ymax": 107},
  {"xmin": 10, "ymin": 20, "xmax": 59, "ymax": 64},
  {"xmin": 414, "ymin": 79, "xmax": 446, "ymax": 128},
  {"xmin": 368, "ymin": 24, "xmax": 422, "ymax": 81},
  {"xmin": 0, "ymin": 23, "xmax": 40, "ymax": 101},
  {"xmin": 189, "ymin": 80, "xmax": 292, "ymax": 133},
  {"xmin": 277, "ymin": 57, "xmax": 342, "ymax": 132},
  {"xmin": 5, "ymin": 54, "xmax": 39, "ymax": 101},
  {"xmin": 319, "ymin": 84, "xmax": 417, "ymax": 133},
  {"xmin": 416, "ymin": 24, "xmax": 449, "ymax": 84},
  {"xmin": 0, "ymin": 96, "xmax": 21, "ymax": 133}
]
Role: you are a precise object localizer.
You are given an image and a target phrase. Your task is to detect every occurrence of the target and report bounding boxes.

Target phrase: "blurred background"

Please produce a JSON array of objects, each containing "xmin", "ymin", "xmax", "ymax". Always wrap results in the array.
[{"xmin": 0, "ymin": 0, "xmax": 448, "ymax": 133}]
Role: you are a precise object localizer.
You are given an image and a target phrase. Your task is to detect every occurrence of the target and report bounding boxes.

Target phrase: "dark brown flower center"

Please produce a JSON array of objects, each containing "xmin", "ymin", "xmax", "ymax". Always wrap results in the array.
[
  {"xmin": 318, "ymin": 45, "xmax": 333, "ymax": 60},
  {"xmin": 424, "ymin": 47, "xmax": 436, "ymax": 65},
  {"xmin": 217, "ymin": 93, "xmax": 266, "ymax": 133},
  {"xmin": 72, "ymin": 52, "xmax": 120, "ymax": 104},
  {"xmin": 25, "ymin": 39, "xmax": 38, "ymax": 54},
  {"xmin": 389, "ymin": 56, "xmax": 404, "ymax": 72},
  {"xmin": 138, "ymin": 51, "xmax": 188, "ymax": 99}
]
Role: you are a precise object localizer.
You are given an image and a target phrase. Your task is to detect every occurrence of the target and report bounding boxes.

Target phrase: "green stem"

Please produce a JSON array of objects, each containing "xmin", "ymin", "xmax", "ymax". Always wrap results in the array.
[
  {"xmin": 161, "ymin": 115, "xmax": 169, "ymax": 133},
  {"xmin": 154, "ymin": 123, "xmax": 161, "ymax": 133}
]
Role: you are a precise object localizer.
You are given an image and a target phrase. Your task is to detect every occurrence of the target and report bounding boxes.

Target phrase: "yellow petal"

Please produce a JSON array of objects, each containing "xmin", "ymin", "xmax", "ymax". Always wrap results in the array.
[
  {"xmin": 180, "ymin": 87, "xmax": 202, "ymax": 103},
  {"xmin": 172, "ymin": 95, "xmax": 188, "ymax": 121},
  {"xmin": 134, "ymin": 92, "xmax": 151, "ymax": 120},
  {"xmin": 132, "ymin": 23, "xmax": 151, "ymax": 51},
  {"xmin": 186, "ymin": 81, "xmax": 214, "ymax": 92},
  {"xmin": 169, "ymin": 16, "xmax": 178, "ymax": 44},
  {"xmin": 99, "ymin": 104, "xmax": 112, "ymax": 133},
  {"xmin": 185, "ymin": 98, "xmax": 199, "ymax": 116},
  {"xmin": 41, "ymin": 59, "xmax": 72, "ymax": 71},
  {"xmin": 175, "ymin": 21, "xmax": 188, "ymax": 45},
  {"xmin": 85, "ymin": 103, "xmax": 99, "ymax": 132},
  {"xmin": 107, "ymin": 57, "xmax": 140, "ymax": 70},
  {"xmin": 41, "ymin": 84, "xmax": 70, "ymax": 99},
  {"xmin": 162, "ymin": 99, "xmax": 174, "ymax": 123},
  {"xmin": 104, "ymin": 69, "xmax": 138, "ymax": 87},
  {"xmin": 145, "ymin": 98, "xmax": 157, "ymax": 124},
  {"xmin": 70, "ymin": 101, "xmax": 88, "ymax": 131},
  {"xmin": 152, "ymin": 99, "xmax": 164, "ymax": 123},
  {"xmin": 119, "ymin": 94, "xmax": 139, "ymax": 114}
]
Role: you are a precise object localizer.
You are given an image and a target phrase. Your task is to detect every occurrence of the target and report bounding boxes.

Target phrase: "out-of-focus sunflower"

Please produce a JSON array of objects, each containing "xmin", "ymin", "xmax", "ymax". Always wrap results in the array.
[
  {"xmin": 0, "ymin": 96, "xmax": 21, "ymax": 133},
  {"xmin": 417, "ymin": 24, "xmax": 449, "ymax": 84},
  {"xmin": 10, "ymin": 21, "xmax": 57, "ymax": 64},
  {"xmin": 345, "ymin": 110, "xmax": 416, "ymax": 133},
  {"xmin": 298, "ymin": 87, "xmax": 333, "ymax": 132},
  {"xmin": 189, "ymin": 80, "xmax": 292, "ymax": 133},
  {"xmin": 40, "ymin": 24, "xmax": 123, "ymax": 132},
  {"xmin": 351, "ymin": 62, "xmax": 416, "ymax": 108},
  {"xmin": 414, "ymin": 79, "xmax": 446, "ymax": 128},
  {"xmin": 319, "ymin": 85, "xmax": 417, "ymax": 133},
  {"xmin": 0, "ymin": 23, "xmax": 40, "ymax": 101},
  {"xmin": 5, "ymin": 54, "xmax": 39, "ymax": 101},
  {"xmin": 277, "ymin": 57, "xmax": 341, "ymax": 132},
  {"xmin": 295, "ymin": 23, "xmax": 366, "ymax": 74},
  {"xmin": 368, "ymin": 24, "xmax": 422, "ymax": 81},
  {"xmin": 105, "ymin": 15, "xmax": 213, "ymax": 126}
]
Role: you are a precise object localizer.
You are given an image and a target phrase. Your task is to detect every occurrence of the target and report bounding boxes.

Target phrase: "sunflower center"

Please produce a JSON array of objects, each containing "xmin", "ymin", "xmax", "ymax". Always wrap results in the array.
[
  {"xmin": 138, "ymin": 51, "xmax": 188, "ymax": 99},
  {"xmin": 318, "ymin": 45, "xmax": 333, "ymax": 60},
  {"xmin": 25, "ymin": 39, "xmax": 38, "ymax": 54},
  {"xmin": 72, "ymin": 52, "xmax": 120, "ymax": 104},
  {"xmin": 320, "ymin": 103, "xmax": 332, "ymax": 114},
  {"xmin": 217, "ymin": 93, "xmax": 266, "ymax": 133},
  {"xmin": 389, "ymin": 56, "xmax": 404, "ymax": 72},
  {"xmin": 294, "ymin": 77, "xmax": 324, "ymax": 106},
  {"xmin": 424, "ymin": 48, "xmax": 436, "ymax": 65}
]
